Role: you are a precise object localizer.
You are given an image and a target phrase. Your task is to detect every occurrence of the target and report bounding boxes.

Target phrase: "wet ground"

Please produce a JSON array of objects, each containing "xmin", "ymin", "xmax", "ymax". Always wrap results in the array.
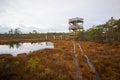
[{"xmin": 0, "ymin": 40, "xmax": 120, "ymax": 80}]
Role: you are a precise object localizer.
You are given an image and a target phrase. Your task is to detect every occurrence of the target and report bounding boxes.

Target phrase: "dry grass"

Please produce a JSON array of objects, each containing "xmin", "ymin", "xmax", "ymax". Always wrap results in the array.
[
  {"xmin": 78, "ymin": 41, "xmax": 120, "ymax": 80},
  {"xmin": 0, "ymin": 40, "xmax": 120, "ymax": 80},
  {"xmin": 0, "ymin": 48, "xmax": 77, "ymax": 80}
]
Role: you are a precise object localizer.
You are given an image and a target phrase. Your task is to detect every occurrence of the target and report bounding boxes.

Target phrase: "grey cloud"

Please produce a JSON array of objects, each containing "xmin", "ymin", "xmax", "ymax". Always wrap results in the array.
[
  {"xmin": 0, "ymin": 9, "xmax": 6, "ymax": 13},
  {"xmin": 0, "ymin": 24, "xmax": 11, "ymax": 33},
  {"xmin": 0, "ymin": 0, "xmax": 120, "ymax": 33}
]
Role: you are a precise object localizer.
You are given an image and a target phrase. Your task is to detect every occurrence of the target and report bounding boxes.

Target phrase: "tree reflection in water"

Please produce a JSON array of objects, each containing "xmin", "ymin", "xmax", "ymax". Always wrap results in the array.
[{"xmin": 9, "ymin": 43, "xmax": 22, "ymax": 49}]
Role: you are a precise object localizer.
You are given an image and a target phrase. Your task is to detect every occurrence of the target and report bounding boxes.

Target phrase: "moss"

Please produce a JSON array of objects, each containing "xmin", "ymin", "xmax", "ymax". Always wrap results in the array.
[
  {"xmin": 14, "ymin": 61, "xmax": 20, "ymax": 65},
  {"xmin": 25, "ymin": 57, "xmax": 40, "ymax": 71},
  {"xmin": 0, "ymin": 40, "xmax": 119, "ymax": 80}
]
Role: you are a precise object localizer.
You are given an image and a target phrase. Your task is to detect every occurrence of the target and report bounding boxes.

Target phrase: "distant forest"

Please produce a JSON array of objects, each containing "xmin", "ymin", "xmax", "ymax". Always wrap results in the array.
[
  {"xmin": 78, "ymin": 17, "xmax": 120, "ymax": 45},
  {"xmin": 0, "ymin": 17, "xmax": 120, "ymax": 45}
]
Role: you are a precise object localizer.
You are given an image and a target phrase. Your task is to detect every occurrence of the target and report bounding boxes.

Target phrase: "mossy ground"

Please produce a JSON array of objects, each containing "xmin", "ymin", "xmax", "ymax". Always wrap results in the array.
[{"xmin": 0, "ymin": 40, "xmax": 120, "ymax": 80}]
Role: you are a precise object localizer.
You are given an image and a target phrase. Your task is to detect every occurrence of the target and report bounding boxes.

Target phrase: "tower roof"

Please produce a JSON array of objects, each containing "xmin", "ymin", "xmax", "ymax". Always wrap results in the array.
[{"xmin": 69, "ymin": 17, "xmax": 83, "ymax": 23}]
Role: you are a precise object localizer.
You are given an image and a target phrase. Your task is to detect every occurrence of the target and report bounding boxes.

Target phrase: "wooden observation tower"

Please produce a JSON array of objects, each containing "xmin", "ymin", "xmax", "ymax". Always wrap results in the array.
[
  {"xmin": 69, "ymin": 17, "xmax": 84, "ymax": 32},
  {"xmin": 69, "ymin": 17, "xmax": 84, "ymax": 38}
]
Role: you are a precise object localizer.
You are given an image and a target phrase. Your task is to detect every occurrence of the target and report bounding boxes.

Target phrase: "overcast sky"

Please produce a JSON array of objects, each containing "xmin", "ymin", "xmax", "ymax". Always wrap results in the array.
[{"xmin": 0, "ymin": 0, "xmax": 120, "ymax": 33}]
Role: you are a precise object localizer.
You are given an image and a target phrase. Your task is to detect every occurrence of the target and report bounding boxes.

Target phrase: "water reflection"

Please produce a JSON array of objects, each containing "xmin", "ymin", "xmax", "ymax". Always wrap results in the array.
[
  {"xmin": 0, "ymin": 42, "xmax": 54, "ymax": 56},
  {"xmin": 9, "ymin": 43, "xmax": 22, "ymax": 49}
]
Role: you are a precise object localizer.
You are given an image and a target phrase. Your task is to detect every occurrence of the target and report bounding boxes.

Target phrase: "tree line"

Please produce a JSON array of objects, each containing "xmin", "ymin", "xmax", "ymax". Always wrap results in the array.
[{"xmin": 78, "ymin": 17, "xmax": 120, "ymax": 45}]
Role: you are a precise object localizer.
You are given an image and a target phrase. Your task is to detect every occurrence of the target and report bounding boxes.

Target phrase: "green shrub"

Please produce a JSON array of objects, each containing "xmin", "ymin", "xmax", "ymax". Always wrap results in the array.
[
  {"xmin": 26, "ymin": 57, "xmax": 40, "ymax": 71},
  {"xmin": 14, "ymin": 60, "xmax": 20, "ymax": 65}
]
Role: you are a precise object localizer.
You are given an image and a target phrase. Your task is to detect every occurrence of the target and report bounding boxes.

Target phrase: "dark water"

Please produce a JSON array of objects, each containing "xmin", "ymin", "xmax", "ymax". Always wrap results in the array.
[{"xmin": 0, "ymin": 42, "xmax": 54, "ymax": 56}]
